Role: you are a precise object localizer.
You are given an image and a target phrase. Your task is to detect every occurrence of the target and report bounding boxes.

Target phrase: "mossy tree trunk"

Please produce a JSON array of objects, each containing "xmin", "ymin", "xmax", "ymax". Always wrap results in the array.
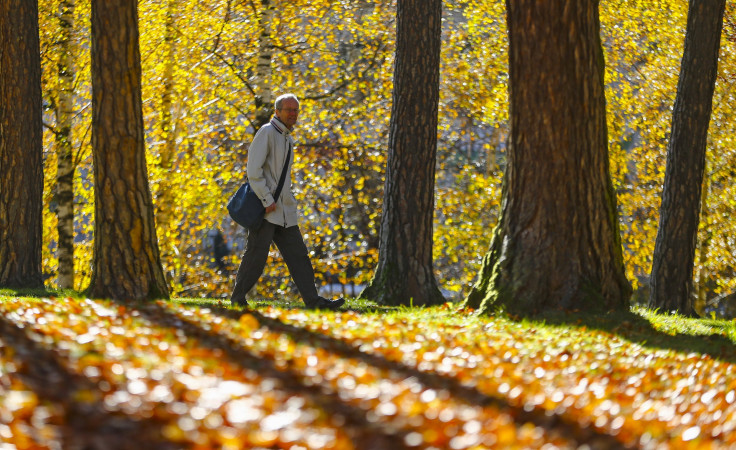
[
  {"xmin": 87, "ymin": 0, "xmax": 169, "ymax": 301},
  {"xmin": 649, "ymin": 0, "xmax": 726, "ymax": 316},
  {"xmin": 0, "ymin": 0, "xmax": 45, "ymax": 289},
  {"xmin": 465, "ymin": 0, "xmax": 631, "ymax": 315},
  {"xmin": 360, "ymin": 0, "xmax": 445, "ymax": 306}
]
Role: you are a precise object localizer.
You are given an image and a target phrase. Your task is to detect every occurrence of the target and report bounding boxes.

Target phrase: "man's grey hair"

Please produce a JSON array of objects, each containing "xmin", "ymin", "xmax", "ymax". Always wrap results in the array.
[{"xmin": 275, "ymin": 94, "xmax": 299, "ymax": 110}]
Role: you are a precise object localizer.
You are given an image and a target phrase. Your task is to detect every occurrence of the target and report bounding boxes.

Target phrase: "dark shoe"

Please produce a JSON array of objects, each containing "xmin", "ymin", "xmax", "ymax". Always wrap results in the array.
[
  {"xmin": 305, "ymin": 296, "xmax": 345, "ymax": 310},
  {"xmin": 231, "ymin": 298, "xmax": 249, "ymax": 308}
]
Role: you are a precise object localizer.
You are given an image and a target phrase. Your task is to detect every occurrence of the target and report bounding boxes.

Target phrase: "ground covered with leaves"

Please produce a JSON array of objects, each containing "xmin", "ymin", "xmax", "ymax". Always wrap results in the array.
[{"xmin": 0, "ymin": 295, "xmax": 735, "ymax": 449}]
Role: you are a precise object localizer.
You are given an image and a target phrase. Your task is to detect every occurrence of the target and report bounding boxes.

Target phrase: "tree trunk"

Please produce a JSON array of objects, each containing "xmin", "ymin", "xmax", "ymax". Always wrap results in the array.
[
  {"xmin": 649, "ymin": 0, "xmax": 726, "ymax": 316},
  {"xmin": 465, "ymin": 0, "xmax": 631, "ymax": 315},
  {"xmin": 156, "ymin": 0, "xmax": 178, "ymax": 270},
  {"xmin": 694, "ymin": 174, "xmax": 711, "ymax": 314},
  {"xmin": 360, "ymin": 0, "xmax": 445, "ymax": 306},
  {"xmin": 0, "ymin": 0, "xmax": 45, "ymax": 289},
  {"xmin": 55, "ymin": 0, "xmax": 77, "ymax": 290},
  {"xmin": 253, "ymin": 0, "xmax": 274, "ymax": 131},
  {"xmin": 87, "ymin": 0, "xmax": 169, "ymax": 301}
]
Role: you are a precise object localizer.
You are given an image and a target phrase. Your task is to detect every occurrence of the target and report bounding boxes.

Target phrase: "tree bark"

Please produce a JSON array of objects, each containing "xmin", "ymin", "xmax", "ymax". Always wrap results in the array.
[
  {"xmin": 253, "ymin": 0, "xmax": 274, "ymax": 131},
  {"xmin": 156, "ymin": 0, "xmax": 178, "ymax": 269},
  {"xmin": 360, "ymin": 0, "xmax": 445, "ymax": 306},
  {"xmin": 465, "ymin": 0, "xmax": 631, "ymax": 315},
  {"xmin": 55, "ymin": 0, "xmax": 77, "ymax": 290},
  {"xmin": 649, "ymin": 0, "xmax": 726, "ymax": 316},
  {"xmin": 694, "ymin": 175, "xmax": 711, "ymax": 314},
  {"xmin": 0, "ymin": 0, "xmax": 45, "ymax": 289},
  {"xmin": 87, "ymin": 0, "xmax": 169, "ymax": 301}
]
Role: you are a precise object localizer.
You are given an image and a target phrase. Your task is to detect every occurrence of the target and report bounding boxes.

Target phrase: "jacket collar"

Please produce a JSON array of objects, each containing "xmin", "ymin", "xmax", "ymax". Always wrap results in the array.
[{"xmin": 270, "ymin": 116, "xmax": 290, "ymax": 135}]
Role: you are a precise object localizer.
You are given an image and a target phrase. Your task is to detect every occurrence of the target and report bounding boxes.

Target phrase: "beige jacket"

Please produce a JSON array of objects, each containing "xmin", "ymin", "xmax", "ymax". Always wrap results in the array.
[{"xmin": 246, "ymin": 117, "xmax": 299, "ymax": 228}]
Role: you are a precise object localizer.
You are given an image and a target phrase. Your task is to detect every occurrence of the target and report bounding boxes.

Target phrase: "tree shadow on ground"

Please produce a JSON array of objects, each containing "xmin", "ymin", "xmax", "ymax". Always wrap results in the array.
[
  {"xmin": 0, "ymin": 315, "xmax": 179, "ymax": 450},
  {"xmin": 199, "ymin": 305, "xmax": 624, "ymax": 449},
  {"xmin": 130, "ymin": 301, "xmax": 412, "ymax": 449},
  {"xmin": 533, "ymin": 309, "xmax": 736, "ymax": 364}
]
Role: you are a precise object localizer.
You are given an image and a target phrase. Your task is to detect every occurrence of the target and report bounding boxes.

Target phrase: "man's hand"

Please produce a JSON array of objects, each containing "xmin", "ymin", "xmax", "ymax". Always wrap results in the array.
[{"xmin": 265, "ymin": 202, "xmax": 277, "ymax": 213}]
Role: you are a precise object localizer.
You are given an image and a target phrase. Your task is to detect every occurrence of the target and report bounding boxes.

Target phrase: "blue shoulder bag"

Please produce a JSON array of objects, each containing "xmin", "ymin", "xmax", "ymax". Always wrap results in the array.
[{"xmin": 228, "ymin": 144, "xmax": 291, "ymax": 230}]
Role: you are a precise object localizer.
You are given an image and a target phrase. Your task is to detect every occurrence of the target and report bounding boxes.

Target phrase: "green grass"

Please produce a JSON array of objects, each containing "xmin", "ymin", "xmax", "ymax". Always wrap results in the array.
[
  {"xmin": 0, "ymin": 286, "xmax": 83, "ymax": 299},
  {"xmin": 496, "ymin": 306, "xmax": 736, "ymax": 364},
  {"xmin": 169, "ymin": 294, "xmax": 736, "ymax": 360},
  {"xmin": 173, "ymin": 294, "xmax": 401, "ymax": 313}
]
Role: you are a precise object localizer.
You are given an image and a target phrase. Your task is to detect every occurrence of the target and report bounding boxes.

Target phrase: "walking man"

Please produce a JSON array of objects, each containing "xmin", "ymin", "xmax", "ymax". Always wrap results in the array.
[{"xmin": 231, "ymin": 94, "xmax": 345, "ymax": 310}]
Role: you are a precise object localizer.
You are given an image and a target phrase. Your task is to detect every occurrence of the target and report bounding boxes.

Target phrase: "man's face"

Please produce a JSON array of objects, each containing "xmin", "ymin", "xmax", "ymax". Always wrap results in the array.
[{"xmin": 276, "ymin": 99, "xmax": 299, "ymax": 129}]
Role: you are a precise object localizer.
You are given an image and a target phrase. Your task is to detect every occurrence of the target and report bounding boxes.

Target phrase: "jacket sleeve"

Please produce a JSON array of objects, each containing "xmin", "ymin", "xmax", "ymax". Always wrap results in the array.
[{"xmin": 246, "ymin": 127, "xmax": 276, "ymax": 207}]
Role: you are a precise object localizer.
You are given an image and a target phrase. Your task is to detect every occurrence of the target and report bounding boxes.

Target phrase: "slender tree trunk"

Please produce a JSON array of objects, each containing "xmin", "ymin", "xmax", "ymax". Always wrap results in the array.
[
  {"xmin": 160, "ymin": 0, "xmax": 177, "ymax": 165},
  {"xmin": 0, "ymin": 0, "xmax": 45, "ymax": 289},
  {"xmin": 465, "ymin": 0, "xmax": 631, "ymax": 315},
  {"xmin": 649, "ymin": 0, "xmax": 726, "ymax": 316},
  {"xmin": 87, "ymin": 0, "xmax": 169, "ymax": 301},
  {"xmin": 360, "ymin": 0, "xmax": 445, "ymax": 306},
  {"xmin": 253, "ymin": 0, "xmax": 274, "ymax": 131},
  {"xmin": 156, "ymin": 0, "xmax": 177, "ymax": 269},
  {"xmin": 56, "ymin": 0, "xmax": 77, "ymax": 290}
]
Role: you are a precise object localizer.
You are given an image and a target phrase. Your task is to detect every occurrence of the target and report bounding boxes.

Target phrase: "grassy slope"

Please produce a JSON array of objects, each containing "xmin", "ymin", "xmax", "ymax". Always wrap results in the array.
[{"xmin": 1, "ymin": 289, "xmax": 735, "ymax": 448}]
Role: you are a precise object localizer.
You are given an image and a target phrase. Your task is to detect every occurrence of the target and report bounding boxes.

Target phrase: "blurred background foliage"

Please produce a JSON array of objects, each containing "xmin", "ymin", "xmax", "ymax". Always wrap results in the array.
[{"xmin": 37, "ymin": 0, "xmax": 735, "ymax": 309}]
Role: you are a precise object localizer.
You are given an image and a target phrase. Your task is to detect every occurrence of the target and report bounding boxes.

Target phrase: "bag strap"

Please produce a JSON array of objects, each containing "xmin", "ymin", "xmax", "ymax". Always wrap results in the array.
[{"xmin": 272, "ymin": 141, "xmax": 292, "ymax": 204}]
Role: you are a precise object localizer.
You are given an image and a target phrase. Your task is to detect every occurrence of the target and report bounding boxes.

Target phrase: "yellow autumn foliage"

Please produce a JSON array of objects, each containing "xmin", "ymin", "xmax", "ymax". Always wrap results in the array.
[{"xmin": 36, "ymin": 0, "xmax": 736, "ymax": 304}]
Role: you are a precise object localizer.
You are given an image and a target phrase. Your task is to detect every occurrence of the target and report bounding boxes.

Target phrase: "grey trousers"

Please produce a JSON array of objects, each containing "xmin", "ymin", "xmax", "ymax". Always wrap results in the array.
[{"xmin": 231, "ymin": 221, "xmax": 319, "ymax": 304}]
